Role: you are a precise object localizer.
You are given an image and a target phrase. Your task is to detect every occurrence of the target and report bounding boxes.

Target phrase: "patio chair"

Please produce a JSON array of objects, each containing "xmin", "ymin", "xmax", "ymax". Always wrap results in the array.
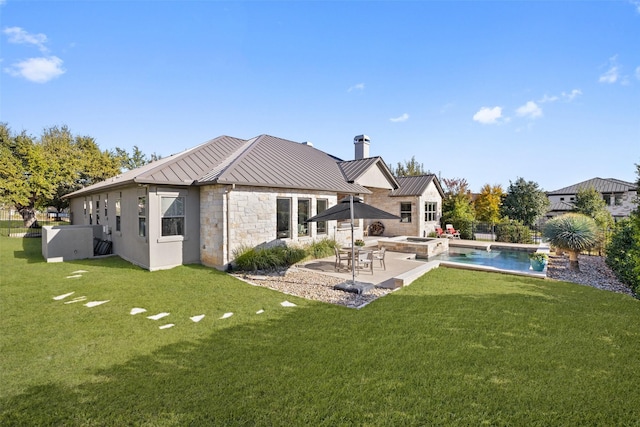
[
  {"xmin": 434, "ymin": 226, "xmax": 447, "ymax": 238},
  {"xmin": 372, "ymin": 247, "xmax": 386, "ymax": 270},
  {"xmin": 445, "ymin": 224, "xmax": 461, "ymax": 238},
  {"xmin": 356, "ymin": 250, "xmax": 374, "ymax": 275},
  {"xmin": 334, "ymin": 247, "xmax": 351, "ymax": 271}
]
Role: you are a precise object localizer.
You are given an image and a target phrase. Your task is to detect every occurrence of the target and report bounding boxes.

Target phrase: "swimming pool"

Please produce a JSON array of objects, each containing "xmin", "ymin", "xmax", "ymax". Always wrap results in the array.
[{"xmin": 429, "ymin": 246, "xmax": 538, "ymax": 274}]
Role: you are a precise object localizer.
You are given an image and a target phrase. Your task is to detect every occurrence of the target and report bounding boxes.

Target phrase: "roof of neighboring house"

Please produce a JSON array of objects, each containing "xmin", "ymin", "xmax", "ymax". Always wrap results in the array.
[
  {"xmin": 547, "ymin": 177, "xmax": 637, "ymax": 195},
  {"xmin": 548, "ymin": 201, "xmax": 576, "ymax": 212},
  {"xmin": 389, "ymin": 174, "xmax": 445, "ymax": 197},
  {"xmin": 65, "ymin": 134, "xmax": 371, "ymax": 198},
  {"xmin": 337, "ymin": 157, "xmax": 399, "ymax": 189}
]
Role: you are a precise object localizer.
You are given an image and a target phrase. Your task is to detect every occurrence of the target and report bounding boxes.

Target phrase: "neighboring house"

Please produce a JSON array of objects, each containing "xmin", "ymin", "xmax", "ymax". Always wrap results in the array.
[
  {"xmin": 546, "ymin": 177, "xmax": 638, "ymax": 221},
  {"xmin": 61, "ymin": 134, "xmax": 444, "ymax": 271}
]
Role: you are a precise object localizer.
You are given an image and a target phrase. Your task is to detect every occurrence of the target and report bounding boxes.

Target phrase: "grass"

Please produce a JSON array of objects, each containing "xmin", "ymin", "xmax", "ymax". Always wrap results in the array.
[{"xmin": 1, "ymin": 236, "xmax": 639, "ymax": 425}]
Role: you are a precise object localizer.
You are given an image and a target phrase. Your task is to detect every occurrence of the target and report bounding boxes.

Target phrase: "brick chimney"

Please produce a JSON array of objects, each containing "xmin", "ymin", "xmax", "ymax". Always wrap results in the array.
[{"xmin": 354, "ymin": 134, "xmax": 370, "ymax": 160}]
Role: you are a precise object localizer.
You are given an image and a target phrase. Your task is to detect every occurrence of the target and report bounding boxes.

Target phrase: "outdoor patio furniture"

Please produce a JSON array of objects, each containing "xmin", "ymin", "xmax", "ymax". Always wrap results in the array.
[
  {"xmin": 372, "ymin": 247, "xmax": 386, "ymax": 270},
  {"xmin": 445, "ymin": 224, "xmax": 461, "ymax": 238},
  {"xmin": 356, "ymin": 250, "xmax": 374, "ymax": 274},
  {"xmin": 435, "ymin": 226, "xmax": 447, "ymax": 238},
  {"xmin": 335, "ymin": 247, "xmax": 351, "ymax": 271}
]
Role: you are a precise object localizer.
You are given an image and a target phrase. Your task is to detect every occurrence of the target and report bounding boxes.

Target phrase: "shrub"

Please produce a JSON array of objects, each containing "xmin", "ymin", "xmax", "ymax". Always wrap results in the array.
[
  {"xmin": 543, "ymin": 213, "xmax": 598, "ymax": 271},
  {"xmin": 306, "ymin": 238, "xmax": 338, "ymax": 259},
  {"xmin": 441, "ymin": 217, "xmax": 474, "ymax": 240},
  {"xmin": 606, "ymin": 219, "xmax": 640, "ymax": 293},
  {"xmin": 495, "ymin": 219, "xmax": 533, "ymax": 244},
  {"xmin": 232, "ymin": 244, "xmax": 307, "ymax": 272}
]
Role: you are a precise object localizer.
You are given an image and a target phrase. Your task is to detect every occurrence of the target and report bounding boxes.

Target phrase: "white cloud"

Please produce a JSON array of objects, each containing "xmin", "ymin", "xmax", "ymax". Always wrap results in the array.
[
  {"xmin": 516, "ymin": 101, "xmax": 543, "ymax": 119},
  {"xmin": 472, "ymin": 106, "xmax": 503, "ymax": 124},
  {"xmin": 539, "ymin": 94, "xmax": 559, "ymax": 103},
  {"xmin": 599, "ymin": 55, "xmax": 620, "ymax": 84},
  {"xmin": 390, "ymin": 113, "xmax": 409, "ymax": 123},
  {"xmin": 4, "ymin": 56, "xmax": 65, "ymax": 83},
  {"xmin": 630, "ymin": 0, "xmax": 640, "ymax": 13},
  {"xmin": 561, "ymin": 89, "xmax": 582, "ymax": 101},
  {"xmin": 3, "ymin": 27, "xmax": 49, "ymax": 53},
  {"xmin": 348, "ymin": 83, "xmax": 365, "ymax": 92}
]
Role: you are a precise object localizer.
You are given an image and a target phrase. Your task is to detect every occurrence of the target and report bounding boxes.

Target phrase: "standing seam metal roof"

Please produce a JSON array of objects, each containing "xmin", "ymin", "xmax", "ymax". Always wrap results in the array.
[
  {"xmin": 389, "ymin": 175, "xmax": 443, "ymax": 197},
  {"xmin": 547, "ymin": 177, "xmax": 637, "ymax": 195}
]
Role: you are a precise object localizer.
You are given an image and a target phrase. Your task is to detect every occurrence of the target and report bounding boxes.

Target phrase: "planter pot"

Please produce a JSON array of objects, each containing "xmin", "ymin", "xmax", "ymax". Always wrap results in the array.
[{"xmin": 530, "ymin": 259, "xmax": 547, "ymax": 272}]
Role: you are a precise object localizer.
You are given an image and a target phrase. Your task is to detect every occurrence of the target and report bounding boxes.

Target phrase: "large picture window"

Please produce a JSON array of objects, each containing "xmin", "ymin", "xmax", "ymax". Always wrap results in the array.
[
  {"xmin": 161, "ymin": 196, "xmax": 185, "ymax": 236},
  {"xmin": 425, "ymin": 202, "xmax": 437, "ymax": 222},
  {"xmin": 400, "ymin": 202, "xmax": 412, "ymax": 223},
  {"xmin": 277, "ymin": 198, "xmax": 291, "ymax": 239},
  {"xmin": 138, "ymin": 196, "xmax": 146, "ymax": 237},
  {"xmin": 298, "ymin": 199, "xmax": 310, "ymax": 237},
  {"xmin": 316, "ymin": 199, "xmax": 328, "ymax": 234}
]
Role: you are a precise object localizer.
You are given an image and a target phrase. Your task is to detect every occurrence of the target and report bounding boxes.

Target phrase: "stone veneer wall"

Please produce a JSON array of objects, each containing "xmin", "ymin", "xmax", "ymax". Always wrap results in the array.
[{"xmin": 200, "ymin": 184, "xmax": 341, "ymax": 269}]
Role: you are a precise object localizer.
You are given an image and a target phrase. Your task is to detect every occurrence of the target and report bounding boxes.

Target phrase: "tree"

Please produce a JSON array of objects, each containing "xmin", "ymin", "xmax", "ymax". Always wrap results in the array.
[
  {"xmin": 0, "ymin": 123, "xmax": 120, "ymax": 226},
  {"xmin": 574, "ymin": 186, "xmax": 614, "ymax": 254},
  {"xmin": 390, "ymin": 156, "xmax": 429, "ymax": 177},
  {"xmin": 474, "ymin": 184, "xmax": 504, "ymax": 225},
  {"xmin": 441, "ymin": 177, "xmax": 475, "ymax": 238},
  {"xmin": 114, "ymin": 145, "xmax": 154, "ymax": 171},
  {"xmin": 543, "ymin": 213, "xmax": 598, "ymax": 271},
  {"xmin": 501, "ymin": 177, "xmax": 549, "ymax": 227},
  {"xmin": 606, "ymin": 162, "xmax": 640, "ymax": 292}
]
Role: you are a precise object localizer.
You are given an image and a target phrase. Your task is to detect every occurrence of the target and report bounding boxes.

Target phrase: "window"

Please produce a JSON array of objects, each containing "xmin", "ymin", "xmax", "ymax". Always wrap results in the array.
[
  {"xmin": 614, "ymin": 194, "xmax": 622, "ymax": 206},
  {"xmin": 400, "ymin": 202, "xmax": 412, "ymax": 223},
  {"xmin": 83, "ymin": 199, "xmax": 87, "ymax": 216},
  {"xmin": 104, "ymin": 195, "xmax": 108, "ymax": 218},
  {"xmin": 277, "ymin": 198, "xmax": 291, "ymax": 239},
  {"xmin": 298, "ymin": 199, "xmax": 310, "ymax": 237},
  {"xmin": 95, "ymin": 197, "xmax": 100, "ymax": 225},
  {"xmin": 115, "ymin": 197, "xmax": 121, "ymax": 232},
  {"xmin": 317, "ymin": 199, "xmax": 328, "ymax": 234},
  {"xmin": 603, "ymin": 194, "xmax": 611, "ymax": 205},
  {"xmin": 425, "ymin": 202, "xmax": 437, "ymax": 222},
  {"xmin": 89, "ymin": 198, "xmax": 93, "ymax": 224},
  {"xmin": 560, "ymin": 197, "xmax": 565, "ymax": 201},
  {"xmin": 138, "ymin": 196, "xmax": 146, "ymax": 237},
  {"xmin": 161, "ymin": 196, "xmax": 185, "ymax": 236}
]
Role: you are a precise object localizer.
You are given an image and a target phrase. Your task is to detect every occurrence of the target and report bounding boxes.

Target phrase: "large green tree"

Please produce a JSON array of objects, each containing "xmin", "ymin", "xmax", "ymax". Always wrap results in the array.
[
  {"xmin": 0, "ymin": 124, "xmax": 120, "ymax": 226},
  {"xmin": 573, "ymin": 186, "xmax": 614, "ymax": 254},
  {"xmin": 474, "ymin": 183, "xmax": 504, "ymax": 225},
  {"xmin": 501, "ymin": 177, "xmax": 549, "ymax": 227}
]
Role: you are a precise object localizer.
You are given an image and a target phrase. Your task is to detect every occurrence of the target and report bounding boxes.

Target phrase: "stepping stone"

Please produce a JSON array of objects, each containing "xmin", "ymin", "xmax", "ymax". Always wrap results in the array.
[
  {"xmin": 147, "ymin": 312, "xmax": 170, "ymax": 320},
  {"xmin": 159, "ymin": 324, "xmax": 174, "ymax": 329},
  {"xmin": 84, "ymin": 300, "xmax": 109, "ymax": 308},
  {"xmin": 130, "ymin": 308, "xmax": 147, "ymax": 315},
  {"xmin": 66, "ymin": 275, "xmax": 82, "ymax": 279},
  {"xmin": 219, "ymin": 312, "xmax": 233, "ymax": 319},
  {"xmin": 53, "ymin": 292, "xmax": 74, "ymax": 301},
  {"xmin": 190, "ymin": 314, "xmax": 205, "ymax": 322},
  {"xmin": 256, "ymin": 309, "xmax": 265, "ymax": 314},
  {"xmin": 280, "ymin": 301, "xmax": 296, "ymax": 307}
]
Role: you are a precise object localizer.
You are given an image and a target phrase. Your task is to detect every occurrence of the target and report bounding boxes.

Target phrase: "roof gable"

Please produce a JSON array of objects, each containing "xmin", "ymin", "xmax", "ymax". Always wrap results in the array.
[
  {"xmin": 390, "ymin": 175, "xmax": 444, "ymax": 197},
  {"xmin": 337, "ymin": 157, "xmax": 399, "ymax": 189}
]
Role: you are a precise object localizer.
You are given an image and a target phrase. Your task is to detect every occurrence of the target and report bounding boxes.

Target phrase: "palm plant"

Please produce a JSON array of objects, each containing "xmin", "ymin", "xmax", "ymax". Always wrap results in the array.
[{"xmin": 543, "ymin": 213, "xmax": 598, "ymax": 271}]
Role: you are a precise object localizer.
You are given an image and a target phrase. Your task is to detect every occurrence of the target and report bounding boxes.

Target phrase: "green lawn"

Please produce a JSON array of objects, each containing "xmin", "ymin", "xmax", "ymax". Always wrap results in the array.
[{"xmin": 1, "ymin": 236, "xmax": 639, "ymax": 426}]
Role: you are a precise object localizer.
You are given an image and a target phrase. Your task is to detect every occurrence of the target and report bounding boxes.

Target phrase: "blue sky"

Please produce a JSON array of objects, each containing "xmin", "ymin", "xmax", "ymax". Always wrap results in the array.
[{"xmin": 1, "ymin": 0, "xmax": 639, "ymax": 192}]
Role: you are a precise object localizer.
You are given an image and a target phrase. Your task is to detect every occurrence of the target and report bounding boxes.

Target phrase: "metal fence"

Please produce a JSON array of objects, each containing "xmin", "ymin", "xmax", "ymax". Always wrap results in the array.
[
  {"xmin": 0, "ymin": 209, "xmax": 69, "ymax": 238},
  {"xmin": 470, "ymin": 221, "xmax": 543, "ymax": 243}
]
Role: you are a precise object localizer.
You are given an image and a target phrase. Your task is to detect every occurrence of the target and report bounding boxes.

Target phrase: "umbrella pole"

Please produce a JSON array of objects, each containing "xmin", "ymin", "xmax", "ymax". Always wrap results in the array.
[{"xmin": 350, "ymin": 195, "xmax": 355, "ymax": 285}]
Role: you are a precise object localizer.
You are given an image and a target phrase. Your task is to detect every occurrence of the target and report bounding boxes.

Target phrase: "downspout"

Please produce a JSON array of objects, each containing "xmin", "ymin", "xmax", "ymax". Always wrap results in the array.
[{"xmin": 225, "ymin": 184, "xmax": 235, "ymax": 267}]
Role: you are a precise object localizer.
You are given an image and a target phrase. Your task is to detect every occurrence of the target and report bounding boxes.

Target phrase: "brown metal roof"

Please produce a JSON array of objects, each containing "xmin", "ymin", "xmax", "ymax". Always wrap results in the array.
[
  {"xmin": 547, "ymin": 177, "xmax": 637, "ymax": 195},
  {"xmin": 337, "ymin": 157, "xmax": 399, "ymax": 188},
  {"xmin": 66, "ymin": 134, "xmax": 370, "ymax": 197},
  {"xmin": 389, "ymin": 175, "xmax": 444, "ymax": 197}
]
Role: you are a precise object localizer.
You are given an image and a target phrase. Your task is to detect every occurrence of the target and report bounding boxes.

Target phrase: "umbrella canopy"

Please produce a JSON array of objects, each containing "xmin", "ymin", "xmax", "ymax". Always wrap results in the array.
[
  {"xmin": 306, "ymin": 196, "xmax": 400, "ymax": 223},
  {"xmin": 306, "ymin": 195, "xmax": 399, "ymax": 291}
]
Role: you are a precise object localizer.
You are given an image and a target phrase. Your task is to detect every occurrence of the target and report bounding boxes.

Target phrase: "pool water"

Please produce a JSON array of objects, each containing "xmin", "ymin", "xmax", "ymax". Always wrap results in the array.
[{"xmin": 430, "ymin": 247, "xmax": 534, "ymax": 273}]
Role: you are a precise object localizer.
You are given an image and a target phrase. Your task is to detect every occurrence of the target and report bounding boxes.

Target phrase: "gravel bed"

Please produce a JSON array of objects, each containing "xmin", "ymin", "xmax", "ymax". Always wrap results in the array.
[
  {"xmin": 232, "ymin": 267, "xmax": 392, "ymax": 308},
  {"xmin": 233, "ymin": 254, "xmax": 635, "ymax": 308},
  {"xmin": 546, "ymin": 254, "xmax": 635, "ymax": 297}
]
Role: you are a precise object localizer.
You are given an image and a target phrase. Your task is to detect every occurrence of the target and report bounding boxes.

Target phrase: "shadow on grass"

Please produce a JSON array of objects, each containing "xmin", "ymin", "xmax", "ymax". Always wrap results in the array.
[{"xmin": 3, "ymin": 285, "xmax": 638, "ymax": 425}]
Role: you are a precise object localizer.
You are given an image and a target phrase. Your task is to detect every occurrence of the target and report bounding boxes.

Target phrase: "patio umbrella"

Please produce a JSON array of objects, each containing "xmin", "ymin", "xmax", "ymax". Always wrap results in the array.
[{"xmin": 306, "ymin": 195, "xmax": 400, "ymax": 291}]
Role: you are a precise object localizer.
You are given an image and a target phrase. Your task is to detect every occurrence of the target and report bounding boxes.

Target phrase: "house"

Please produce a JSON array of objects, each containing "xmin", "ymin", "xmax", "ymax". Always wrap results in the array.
[
  {"xmin": 55, "ymin": 134, "xmax": 444, "ymax": 271},
  {"xmin": 546, "ymin": 177, "xmax": 638, "ymax": 221}
]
